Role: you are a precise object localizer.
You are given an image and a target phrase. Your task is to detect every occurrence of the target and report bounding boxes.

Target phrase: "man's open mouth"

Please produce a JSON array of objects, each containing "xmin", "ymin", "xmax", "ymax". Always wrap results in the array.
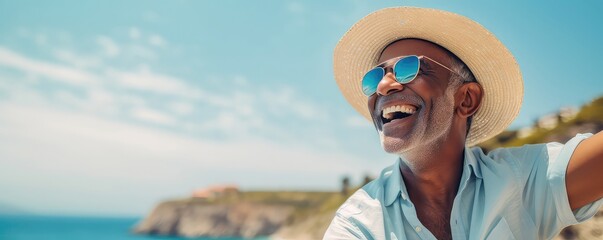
[{"xmin": 381, "ymin": 104, "xmax": 417, "ymax": 124}]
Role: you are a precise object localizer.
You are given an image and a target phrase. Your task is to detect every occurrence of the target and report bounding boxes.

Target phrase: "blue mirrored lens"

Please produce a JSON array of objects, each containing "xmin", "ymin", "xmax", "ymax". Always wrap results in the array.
[
  {"xmin": 362, "ymin": 68, "xmax": 384, "ymax": 96},
  {"xmin": 393, "ymin": 55, "xmax": 419, "ymax": 84}
]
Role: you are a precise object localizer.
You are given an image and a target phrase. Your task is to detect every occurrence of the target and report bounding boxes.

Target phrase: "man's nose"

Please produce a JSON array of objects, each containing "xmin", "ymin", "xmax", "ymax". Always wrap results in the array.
[{"xmin": 376, "ymin": 72, "xmax": 404, "ymax": 96}]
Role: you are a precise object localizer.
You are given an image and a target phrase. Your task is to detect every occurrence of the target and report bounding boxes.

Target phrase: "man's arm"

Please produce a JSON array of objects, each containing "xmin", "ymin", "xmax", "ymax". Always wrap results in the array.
[{"xmin": 566, "ymin": 130, "xmax": 603, "ymax": 210}]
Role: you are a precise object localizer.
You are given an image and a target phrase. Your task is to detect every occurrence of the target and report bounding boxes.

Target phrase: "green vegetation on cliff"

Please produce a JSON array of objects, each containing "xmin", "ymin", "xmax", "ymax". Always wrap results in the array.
[{"xmin": 479, "ymin": 96, "xmax": 603, "ymax": 151}]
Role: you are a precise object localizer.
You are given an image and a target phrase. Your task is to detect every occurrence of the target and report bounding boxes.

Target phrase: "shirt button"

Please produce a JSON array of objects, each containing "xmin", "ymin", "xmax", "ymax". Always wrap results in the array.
[{"xmin": 415, "ymin": 226, "xmax": 422, "ymax": 232}]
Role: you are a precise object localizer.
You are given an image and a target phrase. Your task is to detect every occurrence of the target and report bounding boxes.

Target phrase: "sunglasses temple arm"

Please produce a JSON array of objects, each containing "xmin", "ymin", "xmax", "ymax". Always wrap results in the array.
[{"xmin": 421, "ymin": 56, "xmax": 460, "ymax": 76}]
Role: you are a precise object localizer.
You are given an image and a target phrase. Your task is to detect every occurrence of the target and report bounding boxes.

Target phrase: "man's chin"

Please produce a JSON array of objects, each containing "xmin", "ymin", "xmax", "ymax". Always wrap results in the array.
[{"xmin": 380, "ymin": 136, "xmax": 412, "ymax": 154}]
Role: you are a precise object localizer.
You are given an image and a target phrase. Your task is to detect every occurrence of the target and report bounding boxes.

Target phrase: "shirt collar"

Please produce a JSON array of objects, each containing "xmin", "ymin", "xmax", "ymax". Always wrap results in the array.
[
  {"xmin": 383, "ymin": 147, "xmax": 482, "ymax": 207},
  {"xmin": 384, "ymin": 157, "xmax": 404, "ymax": 206},
  {"xmin": 465, "ymin": 146, "xmax": 482, "ymax": 179}
]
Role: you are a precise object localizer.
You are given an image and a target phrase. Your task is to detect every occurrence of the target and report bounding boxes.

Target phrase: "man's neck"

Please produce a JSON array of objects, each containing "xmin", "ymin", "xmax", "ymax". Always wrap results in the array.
[
  {"xmin": 399, "ymin": 141, "xmax": 465, "ymax": 207},
  {"xmin": 398, "ymin": 143, "xmax": 465, "ymax": 240}
]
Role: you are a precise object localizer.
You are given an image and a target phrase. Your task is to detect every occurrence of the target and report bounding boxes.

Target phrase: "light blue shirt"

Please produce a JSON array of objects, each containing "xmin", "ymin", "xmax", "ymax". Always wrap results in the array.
[{"xmin": 324, "ymin": 134, "xmax": 603, "ymax": 240}]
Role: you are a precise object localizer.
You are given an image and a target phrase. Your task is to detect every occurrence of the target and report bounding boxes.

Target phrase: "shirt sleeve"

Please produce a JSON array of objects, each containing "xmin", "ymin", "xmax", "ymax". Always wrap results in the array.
[
  {"xmin": 323, "ymin": 213, "xmax": 366, "ymax": 240},
  {"xmin": 546, "ymin": 133, "xmax": 603, "ymax": 224},
  {"xmin": 520, "ymin": 133, "xmax": 603, "ymax": 239}
]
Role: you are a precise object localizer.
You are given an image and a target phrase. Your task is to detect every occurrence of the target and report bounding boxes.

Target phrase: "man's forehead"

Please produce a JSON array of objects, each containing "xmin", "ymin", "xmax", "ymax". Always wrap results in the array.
[{"xmin": 378, "ymin": 39, "xmax": 452, "ymax": 64}]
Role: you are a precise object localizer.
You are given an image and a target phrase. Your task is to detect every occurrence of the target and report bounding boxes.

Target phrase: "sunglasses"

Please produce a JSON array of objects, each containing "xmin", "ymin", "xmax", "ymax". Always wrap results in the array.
[{"xmin": 361, "ymin": 55, "xmax": 458, "ymax": 96}]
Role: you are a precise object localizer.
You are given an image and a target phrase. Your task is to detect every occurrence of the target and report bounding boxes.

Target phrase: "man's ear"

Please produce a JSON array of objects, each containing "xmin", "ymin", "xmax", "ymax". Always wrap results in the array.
[{"xmin": 455, "ymin": 82, "xmax": 483, "ymax": 118}]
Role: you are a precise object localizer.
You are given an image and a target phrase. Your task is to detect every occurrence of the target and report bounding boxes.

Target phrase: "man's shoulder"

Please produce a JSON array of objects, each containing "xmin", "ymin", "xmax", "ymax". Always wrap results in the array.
[
  {"xmin": 457, "ymin": 145, "xmax": 542, "ymax": 186},
  {"xmin": 480, "ymin": 134, "xmax": 592, "ymax": 164},
  {"xmin": 472, "ymin": 143, "xmax": 547, "ymax": 160},
  {"xmin": 470, "ymin": 143, "xmax": 550, "ymax": 170},
  {"xmin": 336, "ymin": 187, "xmax": 382, "ymax": 217},
  {"xmin": 334, "ymin": 163, "xmax": 396, "ymax": 217},
  {"xmin": 325, "ymin": 165, "xmax": 394, "ymax": 239}
]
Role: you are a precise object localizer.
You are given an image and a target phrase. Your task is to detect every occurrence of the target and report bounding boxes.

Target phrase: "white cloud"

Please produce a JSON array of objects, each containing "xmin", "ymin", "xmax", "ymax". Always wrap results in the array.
[
  {"xmin": 229, "ymin": 91, "xmax": 255, "ymax": 116},
  {"xmin": 292, "ymin": 101, "xmax": 324, "ymax": 120},
  {"xmin": 286, "ymin": 2, "xmax": 307, "ymax": 27},
  {"xmin": 169, "ymin": 101, "xmax": 194, "ymax": 115},
  {"xmin": 96, "ymin": 36, "xmax": 120, "ymax": 57},
  {"xmin": 121, "ymin": 95, "xmax": 146, "ymax": 107},
  {"xmin": 86, "ymin": 88, "xmax": 118, "ymax": 114},
  {"xmin": 287, "ymin": 2, "xmax": 305, "ymax": 14},
  {"xmin": 127, "ymin": 44, "xmax": 156, "ymax": 60},
  {"xmin": 106, "ymin": 67, "xmax": 203, "ymax": 98},
  {"xmin": 54, "ymin": 90, "xmax": 86, "ymax": 109},
  {"xmin": 142, "ymin": 11, "xmax": 160, "ymax": 23},
  {"xmin": 56, "ymin": 31, "xmax": 73, "ymax": 44},
  {"xmin": 148, "ymin": 34, "xmax": 166, "ymax": 47},
  {"xmin": 17, "ymin": 28, "xmax": 30, "ymax": 38},
  {"xmin": 200, "ymin": 111, "xmax": 264, "ymax": 135},
  {"xmin": 0, "ymin": 102, "xmax": 374, "ymax": 215},
  {"xmin": 53, "ymin": 49, "xmax": 102, "ymax": 68},
  {"xmin": 1, "ymin": 102, "xmax": 365, "ymax": 177},
  {"xmin": 0, "ymin": 75, "xmax": 49, "ymax": 105},
  {"xmin": 0, "ymin": 46, "xmax": 99, "ymax": 86},
  {"xmin": 131, "ymin": 106, "xmax": 177, "ymax": 126},
  {"xmin": 35, "ymin": 33, "xmax": 47, "ymax": 46},
  {"xmin": 346, "ymin": 115, "xmax": 372, "ymax": 128},
  {"xmin": 129, "ymin": 27, "xmax": 141, "ymax": 40},
  {"xmin": 233, "ymin": 75, "xmax": 248, "ymax": 86},
  {"xmin": 262, "ymin": 87, "xmax": 328, "ymax": 121},
  {"xmin": 0, "ymin": 45, "xmax": 333, "ymax": 148}
]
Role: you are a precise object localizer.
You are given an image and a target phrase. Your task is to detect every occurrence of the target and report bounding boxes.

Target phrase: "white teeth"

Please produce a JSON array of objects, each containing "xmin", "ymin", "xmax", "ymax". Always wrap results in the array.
[{"xmin": 382, "ymin": 104, "xmax": 417, "ymax": 120}]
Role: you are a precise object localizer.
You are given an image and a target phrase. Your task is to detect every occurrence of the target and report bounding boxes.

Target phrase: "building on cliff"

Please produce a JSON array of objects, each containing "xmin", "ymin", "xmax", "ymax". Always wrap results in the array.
[{"xmin": 192, "ymin": 184, "xmax": 239, "ymax": 200}]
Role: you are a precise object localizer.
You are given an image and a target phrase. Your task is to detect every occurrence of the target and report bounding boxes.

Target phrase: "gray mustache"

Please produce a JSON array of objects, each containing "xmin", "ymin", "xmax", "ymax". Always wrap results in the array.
[{"xmin": 376, "ymin": 94, "xmax": 423, "ymax": 110}]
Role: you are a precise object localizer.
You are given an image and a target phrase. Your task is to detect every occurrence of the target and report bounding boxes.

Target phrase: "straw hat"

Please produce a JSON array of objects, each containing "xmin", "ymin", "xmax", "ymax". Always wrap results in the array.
[{"xmin": 334, "ymin": 7, "xmax": 523, "ymax": 146}]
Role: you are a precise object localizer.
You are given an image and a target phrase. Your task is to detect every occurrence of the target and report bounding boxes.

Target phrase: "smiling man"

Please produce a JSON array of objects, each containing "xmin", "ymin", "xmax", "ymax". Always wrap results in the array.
[{"xmin": 324, "ymin": 7, "xmax": 603, "ymax": 240}]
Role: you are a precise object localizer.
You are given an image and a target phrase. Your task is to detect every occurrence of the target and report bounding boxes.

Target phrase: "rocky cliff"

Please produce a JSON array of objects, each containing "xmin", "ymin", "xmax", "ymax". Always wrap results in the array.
[
  {"xmin": 134, "ymin": 200, "xmax": 294, "ymax": 238},
  {"xmin": 133, "ymin": 191, "xmax": 344, "ymax": 239}
]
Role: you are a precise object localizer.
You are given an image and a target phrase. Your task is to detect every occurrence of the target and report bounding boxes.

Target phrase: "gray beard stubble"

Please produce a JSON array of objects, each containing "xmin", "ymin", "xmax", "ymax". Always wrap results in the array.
[{"xmin": 392, "ymin": 83, "xmax": 459, "ymax": 169}]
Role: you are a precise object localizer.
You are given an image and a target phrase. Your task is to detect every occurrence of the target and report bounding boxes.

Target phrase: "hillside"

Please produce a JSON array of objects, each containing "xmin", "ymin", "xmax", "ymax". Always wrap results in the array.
[
  {"xmin": 479, "ymin": 96, "xmax": 603, "ymax": 151},
  {"xmin": 133, "ymin": 191, "xmax": 351, "ymax": 239}
]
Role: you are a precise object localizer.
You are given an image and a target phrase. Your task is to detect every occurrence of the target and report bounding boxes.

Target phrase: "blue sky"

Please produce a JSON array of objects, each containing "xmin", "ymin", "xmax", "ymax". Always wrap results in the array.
[{"xmin": 0, "ymin": 1, "xmax": 602, "ymax": 216}]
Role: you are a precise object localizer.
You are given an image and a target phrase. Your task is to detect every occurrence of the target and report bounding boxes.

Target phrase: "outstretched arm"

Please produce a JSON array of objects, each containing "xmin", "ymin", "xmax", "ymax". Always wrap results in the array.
[{"xmin": 566, "ymin": 131, "xmax": 603, "ymax": 210}]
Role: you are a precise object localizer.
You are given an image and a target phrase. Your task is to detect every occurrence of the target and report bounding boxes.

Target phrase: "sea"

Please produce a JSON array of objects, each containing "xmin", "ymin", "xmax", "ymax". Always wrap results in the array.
[{"xmin": 0, "ymin": 215, "xmax": 268, "ymax": 240}]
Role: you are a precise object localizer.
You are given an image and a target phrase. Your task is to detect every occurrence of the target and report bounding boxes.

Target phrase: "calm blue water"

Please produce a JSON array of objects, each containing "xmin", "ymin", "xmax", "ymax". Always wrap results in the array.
[{"xmin": 0, "ymin": 215, "xmax": 266, "ymax": 240}]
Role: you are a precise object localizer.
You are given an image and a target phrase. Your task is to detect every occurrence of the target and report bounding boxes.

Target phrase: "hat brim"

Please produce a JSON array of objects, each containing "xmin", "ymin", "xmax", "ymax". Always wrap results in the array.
[{"xmin": 334, "ymin": 7, "xmax": 523, "ymax": 146}]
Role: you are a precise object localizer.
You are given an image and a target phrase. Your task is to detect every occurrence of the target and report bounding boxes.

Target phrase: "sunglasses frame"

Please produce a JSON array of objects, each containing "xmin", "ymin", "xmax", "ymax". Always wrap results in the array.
[{"xmin": 361, "ymin": 55, "xmax": 460, "ymax": 96}]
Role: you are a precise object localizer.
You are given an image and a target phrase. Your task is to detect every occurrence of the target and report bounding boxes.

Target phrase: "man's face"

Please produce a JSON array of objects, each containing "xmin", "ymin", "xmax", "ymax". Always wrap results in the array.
[{"xmin": 368, "ymin": 39, "xmax": 459, "ymax": 155}]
